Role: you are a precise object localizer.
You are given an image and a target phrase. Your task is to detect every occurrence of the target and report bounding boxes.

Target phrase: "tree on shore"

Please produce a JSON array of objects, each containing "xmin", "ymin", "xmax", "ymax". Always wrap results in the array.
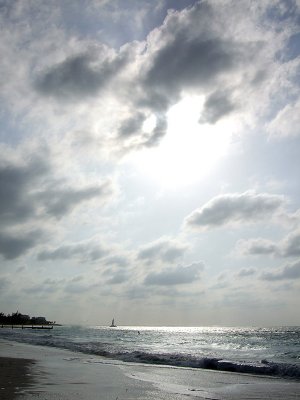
[{"xmin": 0, "ymin": 311, "xmax": 52, "ymax": 325}]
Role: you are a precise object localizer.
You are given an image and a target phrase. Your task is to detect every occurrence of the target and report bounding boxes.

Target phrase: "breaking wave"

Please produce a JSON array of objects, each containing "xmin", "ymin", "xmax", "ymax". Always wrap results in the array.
[
  {"xmin": 1, "ymin": 325, "xmax": 299, "ymax": 380},
  {"xmin": 88, "ymin": 349, "xmax": 300, "ymax": 380}
]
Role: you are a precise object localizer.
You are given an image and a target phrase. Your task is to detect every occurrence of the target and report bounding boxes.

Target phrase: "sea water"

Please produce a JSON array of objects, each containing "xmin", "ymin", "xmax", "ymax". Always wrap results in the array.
[{"xmin": 1, "ymin": 325, "xmax": 299, "ymax": 379}]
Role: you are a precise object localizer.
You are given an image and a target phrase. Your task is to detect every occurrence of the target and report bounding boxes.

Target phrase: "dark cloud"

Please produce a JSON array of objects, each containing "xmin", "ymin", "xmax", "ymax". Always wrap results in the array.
[
  {"xmin": 34, "ymin": 51, "xmax": 128, "ymax": 101},
  {"xmin": 124, "ymin": 285, "xmax": 149, "ymax": 300},
  {"xmin": 0, "ymin": 276, "xmax": 10, "ymax": 290},
  {"xmin": 106, "ymin": 270, "xmax": 129, "ymax": 285},
  {"xmin": 0, "ymin": 0, "xmax": 14, "ymax": 14},
  {"xmin": 16, "ymin": 266, "xmax": 27, "ymax": 273},
  {"xmin": 138, "ymin": 2, "xmax": 260, "ymax": 114},
  {"xmin": 23, "ymin": 283, "xmax": 58, "ymax": 294},
  {"xmin": 0, "ymin": 148, "xmax": 115, "ymax": 261},
  {"xmin": 236, "ymin": 267, "xmax": 257, "ymax": 278},
  {"xmin": 63, "ymin": 275, "xmax": 108, "ymax": 296},
  {"xmin": 0, "ymin": 156, "xmax": 50, "ymax": 225},
  {"xmin": 117, "ymin": 112, "xmax": 168, "ymax": 149},
  {"xmin": 261, "ymin": 260, "xmax": 300, "ymax": 281},
  {"xmin": 37, "ymin": 241, "xmax": 108, "ymax": 262},
  {"xmin": 64, "ymin": 280, "xmax": 97, "ymax": 294},
  {"xmin": 144, "ymin": 37, "xmax": 235, "ymax": 100},
  {"xmin": 118, "ymin": 112, "xmax": 147, "ymax": 137},
  {"xmin": 0, "ymin": 153, "xmax": 113, "ymax": 231},
  {"xmin": 236, "ymin": 230, "xmax": 300, "ymax": 258},
  {"xmin": 236, "ymin": 238, "xmax": 278, "ymax": 256},
  {"xmin": 43, "ymin": 277, "xmax": 65, "ymax": 286},
  {"xmin": 185, "ymin": 192, "xmax": 284, "ymax": 230},
  {"xmin": 144, "ymin": 262, "xmax": 204, "ymax": 286},
  {"xmin": 38, "ymin": 182, "xmax": 112, "ymax": 219},
  {"xmin": 200, "ymin": 90, "xmax": 236, "ymax": 124},
  {"xmin": 110, "ymin": 1, "xmax": 266, "ymax": 149},
  {"xmin": 104, "ymin": 255, "xmax": 129, "ymax": 267},
  {"xmin": 281, "ymin": 230, "xmax": 300, "ymax": 257},
  {"xmin": 144, "ymin": 114, "xmax": 168, "ymax": 147},
  {"xmin": 0, "ymin": 155, "xmax": 116, "ymax": 267},
  {"xmin": 0, "ymin": 230, "xmax": 43, "ymax": 260},
  {"xmin": 23, "ymin": 276, "xmax": 96, "ymax": 296},
  {"xmin": 137, "ymin": 238, "xmax": 187, "ymax": 264},
  {"xmin": 30, "ymin": 1, "xmax": 269, "ymax": 152},
  {"xmin": 37, "ymin": 245, "xmax": 80, "ymax": 261}
]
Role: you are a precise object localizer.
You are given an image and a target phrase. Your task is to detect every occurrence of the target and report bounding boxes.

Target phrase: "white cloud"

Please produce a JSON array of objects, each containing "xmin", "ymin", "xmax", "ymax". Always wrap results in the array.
[
  {"xmin": 184, "ymin": 192, "xmax": 286, "ymax": 230},
  {"xmin": 268, "ymin": 99, "xmax": 300, "ymax": 138}
]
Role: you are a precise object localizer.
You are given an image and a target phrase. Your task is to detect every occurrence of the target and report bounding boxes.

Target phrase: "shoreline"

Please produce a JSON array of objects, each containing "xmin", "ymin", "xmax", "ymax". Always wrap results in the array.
[{"xmin": 1, "ymin": 339, "xmax": 299, "ymax": 399}]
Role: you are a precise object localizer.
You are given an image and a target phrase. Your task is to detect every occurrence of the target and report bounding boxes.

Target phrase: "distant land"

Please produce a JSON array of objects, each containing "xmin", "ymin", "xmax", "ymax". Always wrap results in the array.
[{"xmin": 0, "ymin": 311, "xmax": 60, "ymax": 326}]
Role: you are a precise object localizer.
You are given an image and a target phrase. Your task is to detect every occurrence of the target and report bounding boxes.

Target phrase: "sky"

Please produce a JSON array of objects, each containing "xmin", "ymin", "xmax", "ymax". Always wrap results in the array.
[{"xmin": 0, "ymin": 0, "xmax": 300, "ymax": 326}]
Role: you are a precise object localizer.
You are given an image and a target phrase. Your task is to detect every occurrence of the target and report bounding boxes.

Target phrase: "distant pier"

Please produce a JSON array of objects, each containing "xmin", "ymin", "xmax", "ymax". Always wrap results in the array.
[{"xmin": 1, "ymin": 324, "xmax": 54, "ymax": 330}]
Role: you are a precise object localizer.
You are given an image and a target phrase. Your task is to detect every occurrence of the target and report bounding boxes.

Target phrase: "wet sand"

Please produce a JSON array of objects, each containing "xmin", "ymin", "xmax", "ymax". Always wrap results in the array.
[
  {"xmin": 0, "ymin": 356, "xmax": 35, "ymax": 399},
  {"xmin": 0, "ymin": 339, "xmax": 299, "ymax": 399}
]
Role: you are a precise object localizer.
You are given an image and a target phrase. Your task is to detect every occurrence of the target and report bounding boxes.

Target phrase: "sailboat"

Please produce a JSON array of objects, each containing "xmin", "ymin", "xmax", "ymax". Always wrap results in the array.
[{"xmin": 110, "ymin": 318, "xmax": 117, "ymax": 327}]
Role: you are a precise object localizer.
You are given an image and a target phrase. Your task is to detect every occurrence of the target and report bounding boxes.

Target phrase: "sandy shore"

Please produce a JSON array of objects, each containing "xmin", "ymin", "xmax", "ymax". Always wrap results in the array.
[
  {"xmin": 0, "ymin": 356, "xmax": 35, "ymax": 399},
  {"xmin": 0, "ymin": 338, "xmax": 299, "ymax": 399}
]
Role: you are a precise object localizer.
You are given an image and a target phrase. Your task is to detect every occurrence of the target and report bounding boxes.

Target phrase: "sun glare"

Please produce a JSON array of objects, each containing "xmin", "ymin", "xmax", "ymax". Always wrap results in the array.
[{"xmin": 127, "ymin": 96, "xmax": 233, "ymax": 188}]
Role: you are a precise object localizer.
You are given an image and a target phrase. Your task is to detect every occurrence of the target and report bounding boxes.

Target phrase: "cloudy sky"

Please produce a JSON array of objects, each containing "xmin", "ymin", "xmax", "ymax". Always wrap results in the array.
[{"xmin": 0, "ymin": 0, "xmax": 300, "ymax": 326}]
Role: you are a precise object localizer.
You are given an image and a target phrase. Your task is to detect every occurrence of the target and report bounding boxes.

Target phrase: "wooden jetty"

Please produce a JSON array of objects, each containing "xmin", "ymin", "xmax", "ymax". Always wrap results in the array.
[{"xmin": 1, "ymin": 324, "xmax": 53, "ymax": 330}]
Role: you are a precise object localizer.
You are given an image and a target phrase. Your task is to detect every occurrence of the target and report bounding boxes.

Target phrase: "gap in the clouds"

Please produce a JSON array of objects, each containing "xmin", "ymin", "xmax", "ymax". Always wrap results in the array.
[
  {"xmin": 125, "ymin": 95, "xmax": 233, "ymax": 189},
  {"xmin": 0, "ymin": 109, "xmax": 31, "ymax": 146},
  {"xmin": 278, "ymin": 32, "xmax": 300, "ymax": 62}
]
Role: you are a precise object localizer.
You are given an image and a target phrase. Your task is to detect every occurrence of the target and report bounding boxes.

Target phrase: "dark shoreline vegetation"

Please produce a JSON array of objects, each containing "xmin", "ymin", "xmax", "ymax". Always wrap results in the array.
[{"xmin": 0, "ymin": 311, "xmax": 55, "ymax": 326}]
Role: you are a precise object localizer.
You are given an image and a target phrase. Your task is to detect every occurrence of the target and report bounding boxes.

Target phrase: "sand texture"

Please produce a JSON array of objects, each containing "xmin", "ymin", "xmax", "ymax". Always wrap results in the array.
[{"xmin": 0, "ymin": 356, "xmax": 35, "ymax": 399}]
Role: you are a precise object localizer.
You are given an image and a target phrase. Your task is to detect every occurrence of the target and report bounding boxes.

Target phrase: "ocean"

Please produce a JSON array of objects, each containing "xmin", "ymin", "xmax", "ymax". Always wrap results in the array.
[{"xmin": 1, "ymin": 325, "xmax": 299, "ymax": 380}]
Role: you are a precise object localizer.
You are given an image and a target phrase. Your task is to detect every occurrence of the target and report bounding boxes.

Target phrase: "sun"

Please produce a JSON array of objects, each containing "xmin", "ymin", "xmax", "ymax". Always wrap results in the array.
[{"xmin": 126, "ymin": 95, "xmax": 234, "ymax": 188}]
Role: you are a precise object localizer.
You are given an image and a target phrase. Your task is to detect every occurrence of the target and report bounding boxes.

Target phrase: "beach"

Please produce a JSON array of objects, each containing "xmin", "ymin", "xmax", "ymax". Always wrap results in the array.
[
  {"xmin": 1, "ymin": 339, "xmax": 299, "ymax": 399},
  {"xmin": 0, "ymin": 355, "xmax": 35, "ymax": 400}
]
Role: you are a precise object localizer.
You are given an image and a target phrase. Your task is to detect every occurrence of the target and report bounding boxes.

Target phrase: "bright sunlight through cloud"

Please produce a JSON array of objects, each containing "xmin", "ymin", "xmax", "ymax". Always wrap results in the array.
[{"xmin": 127, "ymin": 96, "xmax": 233, "ymax": 188}]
